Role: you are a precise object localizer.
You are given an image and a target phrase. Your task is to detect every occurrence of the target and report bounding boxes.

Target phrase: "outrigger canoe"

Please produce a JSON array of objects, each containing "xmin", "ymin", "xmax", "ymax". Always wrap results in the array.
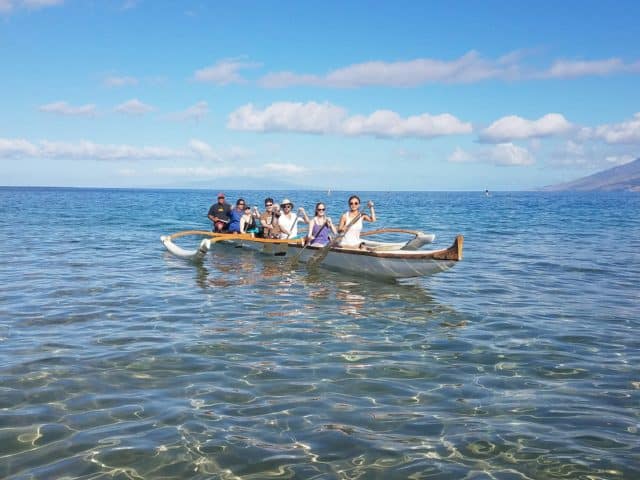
[{"xmin": 161, "ymin": 228, "xmax": 463, "ymax": 280}]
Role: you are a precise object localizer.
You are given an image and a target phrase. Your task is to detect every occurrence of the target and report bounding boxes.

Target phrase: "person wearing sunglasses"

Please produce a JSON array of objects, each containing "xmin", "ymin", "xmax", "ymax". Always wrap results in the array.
[
  {"xmin": 277, "ymin": 198, "xmax": 309, "ymax": 239},
  {"xmin": 227, "ymin": 198, "xmax": 247, "ymax": 233},
  {"xmin": 258, "ymin": 197, "xmax": 281, "ymax": 238},
  {"xmin": 207, "ymin": 192, "xmax": 231, "ymax": 232},
  {"xmin": 306, "ymin": 202, "xmax": 337, "ymax": 246},
  {"xmin": 338, "ymin": 195, "xmax": 376, "ymax": 247}
]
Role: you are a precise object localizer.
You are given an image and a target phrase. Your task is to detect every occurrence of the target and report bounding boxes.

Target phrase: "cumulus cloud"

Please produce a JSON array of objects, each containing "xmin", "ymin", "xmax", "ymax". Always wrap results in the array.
[
  {"xmin": 0, "ymin": 137, "xmax": 238, "ymax": 163},
  {"xmin": 228, "ymin": 102, "xmax": 346, "ymax": 134},
  {"xmin": 487, "ymin": 143, "xmax": 535, "ymax": 166},
  {"xmin": 592, "ymin": 112, "xmax": 640, "ymax": 144},
  {"xmin": 448, "ymin": 147, "xmax": 474, "ymax": 163},
  {"xmin": 260, "ymin": 51, "xmax": 519, "ymax": 88},
  {"xmin": 228, "ymin": 101, "xmax": 471, "ymax": 139},
  {"xmin": 342, "ymin": 111, "xmax": 472, "ymax": 138},
  {"xmin": 543, "ymin": 58, "xmax": 640, "ymax": 78},
  {"xmin": 259, "ymin": 51, "xmax": 640, "ymax": 88},
  {"xmin": 447, "ymin": 143, "xmax": 534, "ymax": 167},
  {"xmin": 39, "ymin": 101, "xmax": 97, "ymax": 117},
  {"xmin": 165, "ymin": 101, "xmax": 209, "ymax": 122},
  {"xmin": 114, "ymin": 98, "xmax": 155, "ymax": 115},
  {"xmin": 194, "ymin": 58, "xmax": 261, "ymax": 85},
  {"xmin": 188, "ymin": 139, "xmax": 220, "ymax": 161},
  {"xmin": 104, "ymin": 75, "xmax": 139, "ymax": 88},
  {"xmin": 480, "ymin": 113, "xmax": 573, "ymax": 142}
]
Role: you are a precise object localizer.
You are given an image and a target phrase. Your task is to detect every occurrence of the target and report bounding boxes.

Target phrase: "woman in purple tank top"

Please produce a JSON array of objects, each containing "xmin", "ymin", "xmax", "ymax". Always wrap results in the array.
[{"xmin": 306, "ymin": 202, "xmax": 337, "ymax": 246}]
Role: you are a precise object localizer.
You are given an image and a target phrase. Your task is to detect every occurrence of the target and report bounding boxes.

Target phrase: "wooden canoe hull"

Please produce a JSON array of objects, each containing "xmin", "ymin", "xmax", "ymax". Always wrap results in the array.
[
  {"xmin": 160, "ymin": 231, "xmax": 462, "ymax": 279},
  {"xmin": 220, "ymin": 235, "xmax": 462, "ymax": 279}
]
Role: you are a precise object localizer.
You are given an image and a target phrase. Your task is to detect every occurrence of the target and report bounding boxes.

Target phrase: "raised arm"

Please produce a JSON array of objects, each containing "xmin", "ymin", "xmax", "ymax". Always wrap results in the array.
[
  {"xmin": 363, "ymin": 200, "xmax": 376, "ymax": 223},
  {"xmin": 298, "ymin": 207, "xmax": 310, "ymax": 224}
]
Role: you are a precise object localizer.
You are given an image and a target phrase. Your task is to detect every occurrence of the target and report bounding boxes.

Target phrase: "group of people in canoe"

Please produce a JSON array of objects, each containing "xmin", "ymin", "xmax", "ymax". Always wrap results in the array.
[{"xmin": 208, "ymin": 193, "xmax": 376, "ymax": 247}]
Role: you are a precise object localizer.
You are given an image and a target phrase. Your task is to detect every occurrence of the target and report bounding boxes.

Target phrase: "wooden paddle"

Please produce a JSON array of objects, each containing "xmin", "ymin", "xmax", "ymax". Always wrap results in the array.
[
  {"xmin": 307, "ymin": 212, "xmax": 362, "ymax": 268},
  {"xmin": 289, "ymin": 221, "xmax": 329, "ymax": 266}
]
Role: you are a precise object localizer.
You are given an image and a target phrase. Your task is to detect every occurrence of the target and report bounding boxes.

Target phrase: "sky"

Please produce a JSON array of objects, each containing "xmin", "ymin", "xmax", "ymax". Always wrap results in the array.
[{"xmin": 1, "ymin": 0, "xmax": 639, "ymax": 190}]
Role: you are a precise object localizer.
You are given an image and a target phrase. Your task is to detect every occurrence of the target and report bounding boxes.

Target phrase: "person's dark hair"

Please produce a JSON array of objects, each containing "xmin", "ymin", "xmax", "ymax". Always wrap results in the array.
[
  {"xmin": 348, "ymin": 195, "xmax": 361, "ymax": 205},
  {"xmin": 264, "ymin": 197, "xmax": 274, "ymax": 205},
  {"xmin": 236, "ymin": 198, "xmax": 245, "ymax": 206}
]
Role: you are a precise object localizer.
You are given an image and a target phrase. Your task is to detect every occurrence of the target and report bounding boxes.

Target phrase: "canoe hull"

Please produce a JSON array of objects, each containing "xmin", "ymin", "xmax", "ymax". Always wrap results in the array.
[
  {"xmin": 227, "ymin": 237, "xmax": 461, "ymax": 279},
  {"xmin": 160, "ymin": 231, "xmax": 462, "ymax": 280}
]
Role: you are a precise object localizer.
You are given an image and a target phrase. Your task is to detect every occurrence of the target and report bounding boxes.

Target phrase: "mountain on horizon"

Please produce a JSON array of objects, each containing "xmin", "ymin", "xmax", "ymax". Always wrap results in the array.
[{"xmin": 543, "ymin": 158, "xmax": 640, "ymax": 192}]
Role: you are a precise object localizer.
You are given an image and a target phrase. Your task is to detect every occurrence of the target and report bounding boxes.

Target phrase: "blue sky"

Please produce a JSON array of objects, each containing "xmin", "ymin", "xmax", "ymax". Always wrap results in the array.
[{"xmin": 1, "ymin": 0, "xmax": 639, "ymax": 190}]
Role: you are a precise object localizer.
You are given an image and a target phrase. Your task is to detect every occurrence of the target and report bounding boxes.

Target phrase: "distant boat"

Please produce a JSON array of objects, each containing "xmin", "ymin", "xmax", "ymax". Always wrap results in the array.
[
  {"xmin": 485, "ymin": 189, "xmax": 491, "ymax": 197},
  {"xmin": 327, "ymin": 189, "xmax": 332, "ymax": 196}
]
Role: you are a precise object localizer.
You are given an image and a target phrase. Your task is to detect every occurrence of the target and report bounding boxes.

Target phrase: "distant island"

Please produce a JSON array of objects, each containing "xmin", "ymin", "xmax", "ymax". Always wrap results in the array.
[{"xmin": 543, "ymin": 158, "xmax": 640, "ymax": 192}]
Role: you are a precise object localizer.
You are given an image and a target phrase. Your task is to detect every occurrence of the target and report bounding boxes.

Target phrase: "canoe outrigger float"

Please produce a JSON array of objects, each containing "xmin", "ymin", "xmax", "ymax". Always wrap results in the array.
[{"xmin": 161, "ymin": 228, "xmax": 463, "ymax": 280}]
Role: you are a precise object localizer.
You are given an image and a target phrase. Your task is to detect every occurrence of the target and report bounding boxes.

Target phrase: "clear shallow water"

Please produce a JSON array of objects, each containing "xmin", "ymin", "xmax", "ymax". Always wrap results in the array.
[{"xmin": 1, "ymin": 187, "xmax": 639, "ymax": 479}]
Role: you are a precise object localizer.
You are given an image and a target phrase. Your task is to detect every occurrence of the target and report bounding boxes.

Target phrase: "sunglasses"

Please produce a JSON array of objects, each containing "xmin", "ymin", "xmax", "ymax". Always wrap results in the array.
[
  {"xmin": 283, "ymin": 205, "xmax": 292, "ymax": 208},
  {"xmin": 238, "ymin": 203, "xmax": 245, "ymax": 206},
  {"xmin": 265, "ymin": 203, "xmax": 273, "ymax": 207},
  {"xmin": 349, "ymin": 201, "xmax": 359, "ymax": 205},
  {"xmin": 317, "ymin": 208, "xmax": 325, "ymax": 211}
]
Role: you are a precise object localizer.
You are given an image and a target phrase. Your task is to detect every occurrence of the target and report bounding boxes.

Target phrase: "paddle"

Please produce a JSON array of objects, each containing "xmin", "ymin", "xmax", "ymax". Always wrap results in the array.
[
  {"xmin": 307, "ymin": 212, "xmax": 362, "ymax": 268},
  {"xmin": 289, "ymin": 220, "xmax": 329, "ymax": 266}
]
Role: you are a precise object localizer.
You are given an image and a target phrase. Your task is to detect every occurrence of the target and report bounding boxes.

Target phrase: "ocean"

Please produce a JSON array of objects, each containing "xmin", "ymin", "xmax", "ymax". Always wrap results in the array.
[{"xmin": 1, "ymin": 187, "xmax": 638, "ymax": 479}]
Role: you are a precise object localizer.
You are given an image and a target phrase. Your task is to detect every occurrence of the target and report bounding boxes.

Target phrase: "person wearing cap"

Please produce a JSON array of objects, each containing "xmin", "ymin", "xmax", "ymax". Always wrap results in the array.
[
  {"xmin": 277, "ymin": 198, "xmax": 309, "ymax": 239},
  {"xmin": 207, "ymin": 192, "xmax": 231, "ymax": 232}
]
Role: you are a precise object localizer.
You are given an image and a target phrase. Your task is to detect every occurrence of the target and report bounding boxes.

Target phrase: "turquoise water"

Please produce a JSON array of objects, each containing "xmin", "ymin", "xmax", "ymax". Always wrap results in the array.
[{"xmin": 1, "ymin": 187, "xmax": 639, "ymax": 479}]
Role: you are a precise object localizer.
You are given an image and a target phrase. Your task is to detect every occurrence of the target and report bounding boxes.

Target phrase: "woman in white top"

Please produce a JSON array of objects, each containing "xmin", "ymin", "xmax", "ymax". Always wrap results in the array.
[
  {"xmin": 338, "ymin": 195, "xmax": 375, "ymax": 247},
  {"xmin": 278, "ymin": 198, "xmax": 309, "ymax": 239}
]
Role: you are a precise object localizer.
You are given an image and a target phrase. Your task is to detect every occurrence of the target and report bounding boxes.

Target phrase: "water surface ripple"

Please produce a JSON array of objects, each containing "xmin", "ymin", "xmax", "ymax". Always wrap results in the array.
[{"xmin": 1, "ymin": 188, "xmax": 639, "ymax": 479}]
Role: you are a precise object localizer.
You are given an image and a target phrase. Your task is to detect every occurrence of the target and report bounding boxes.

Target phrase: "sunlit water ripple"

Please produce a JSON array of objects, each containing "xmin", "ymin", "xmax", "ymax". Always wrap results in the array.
[{"xmin": 1, "ymin": 187, "xmax": 638, "ymax": 479}]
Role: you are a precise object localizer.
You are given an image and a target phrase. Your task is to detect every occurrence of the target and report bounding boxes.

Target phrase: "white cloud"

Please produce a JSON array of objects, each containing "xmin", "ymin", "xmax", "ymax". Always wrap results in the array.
[
  {"xmin": 448, "ymin": 147, "xmax": 474, "ymax": 163},
  {"xmin": 1, "ymin": 0, "xmax": 63, "ymax": 12},
  {"xmin": 544, "ymin": 58, "xmax": 640, "ymax": 78},
  {"xmin": 260, "ymin": 51, "xmax": 518, "ymax": 88},
  {"xmin": 259, "ymin": 51, "xmax": 640, "ymax": 88},
  {"xmin": 104, "ymin": 75, "xmax": 139, "ymax": 87},
  {"xmin": 114, "ymin": 98, "xmax": 155, "ymax": 115},
  {"xmin": 263, "ymin": 162, "xmax": 308, "ymax": 175},
  {"xmin": 194, "ymin": 58, "xmax": 261, "ymax": 85},
  {"xmin": 23, "ymin": 0, "xmax": 63, "ymax": 7},
  {"xmin": 0, "ymin": 137, "xmax": 242, "ymax": 163},
  {"xmin": 342, "ymin": 111, "xmax": 472, "ymax": 138},
  {"xmin": 480, "ymin": 113, "xmax": 573, "ymax": 142},
  {"xmin": 448, "ymin": 143, "xmax": 534, "ymax": 166},
  {"xmin": 605, "ymin": 154, "xmax": 635, "ymax": 165},
  {"xmin": 592, "ymin": 113, "xmax": 640, "ymax": 144},
  {"xmin": 39, "ymin": 101, "xmax": 97, "ymax": 117},
  {"xmin": 228, "ymin": 101, "xmax": 471, "ymax": 139},
  {"xmin": 0, "ymin": 138, "xmax": 39, "ymax": 157},
  {"xmin": 165, "ymin": 101, "xmax": 209, "ymax": 122},
  {"xmin": 228, "ymin": 102, "xmax": 346, "ymax": 134},
  {"xmin": 487, "ymin": 143, "xmax": 535, "ymax": 166},
  {"xmin": 188, "ymin": 139, "xmax": 220, "ymax": 161}
]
